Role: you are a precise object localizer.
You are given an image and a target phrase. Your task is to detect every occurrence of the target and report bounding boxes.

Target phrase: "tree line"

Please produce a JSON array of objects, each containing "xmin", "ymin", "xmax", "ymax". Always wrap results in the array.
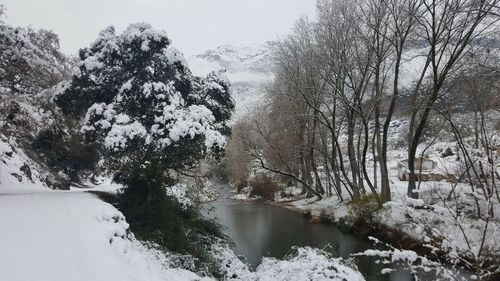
[{"xmin": 227, "ymin": 0, "xmax": 500, "ymax": 205}]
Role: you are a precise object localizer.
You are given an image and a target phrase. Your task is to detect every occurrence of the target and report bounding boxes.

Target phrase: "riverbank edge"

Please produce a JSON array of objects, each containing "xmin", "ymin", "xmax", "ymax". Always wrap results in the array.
[
  {"xmin": 210, "ymin": 182, "xmax": 499, "ymax": 279},
  {"xmin": 272, "ymin": 199, "xmax": 496, "ymax": 280},
  {"xmin": 270, "ymin": 200, "xmax": 469, "ymax": 272}
]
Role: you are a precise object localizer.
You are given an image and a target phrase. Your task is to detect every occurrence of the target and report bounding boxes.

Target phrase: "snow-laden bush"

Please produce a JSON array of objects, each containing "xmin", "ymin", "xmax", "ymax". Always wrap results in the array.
[
  {"xmin": 256, "ymin": 247, "xmax": 364, "ymax": 281},
  {"xmin": 32, "ymin": 126, "xmax": 99, "ymax": 182},
  {"xmin": 210, "ymin": 241, "xmax": 365, "ymax": 281}
]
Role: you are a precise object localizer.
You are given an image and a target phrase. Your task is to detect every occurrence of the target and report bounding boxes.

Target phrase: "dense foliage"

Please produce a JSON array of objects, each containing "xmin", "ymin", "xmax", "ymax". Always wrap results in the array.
[
  {"xmin": 32, "ymin": 126, "xmax": 99, "ymax": 183},
  {"xmin": 117, "ymin": 174, "xmax": 225, "ymax": 277},
  {"xmin": 0, "ymin": 9, "xmax": 72, "ymax": 137},
  {"xmin": 0, "ymin": 12, "xmax": 72, "ymax": 96},
  {"xmin": 56, "ymin": 23, "xmax": 234, "ymax": 178}
]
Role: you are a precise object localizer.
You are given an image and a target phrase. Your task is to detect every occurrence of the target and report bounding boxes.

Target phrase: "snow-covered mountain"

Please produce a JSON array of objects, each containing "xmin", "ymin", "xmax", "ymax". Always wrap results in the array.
[{"xmin": 188, "ymin": 43, "xmax": 275, "ymax": 120}]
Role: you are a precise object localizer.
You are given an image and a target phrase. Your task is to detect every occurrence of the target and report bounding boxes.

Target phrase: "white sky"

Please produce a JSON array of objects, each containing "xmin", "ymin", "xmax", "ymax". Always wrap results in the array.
[{"xmin": 2, "ymin": 0, "xmax": 316, "ymax": 56}]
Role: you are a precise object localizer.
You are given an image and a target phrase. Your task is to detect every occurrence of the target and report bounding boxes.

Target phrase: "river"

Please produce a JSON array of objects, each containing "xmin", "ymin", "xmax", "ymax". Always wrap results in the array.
[{"xmin": 202, "ymin": 183, "xmax": 428, "ymax": 281}]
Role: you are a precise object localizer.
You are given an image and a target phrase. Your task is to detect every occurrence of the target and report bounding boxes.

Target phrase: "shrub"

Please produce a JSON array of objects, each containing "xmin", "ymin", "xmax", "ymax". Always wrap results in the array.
[
  {"xmin": 249, "ymin": 176, "xmax": 281, "ymax": 200},
  {"xmin": 233, "ymin": 181, "xmax": 248, "ymax": 193},
  {"xmin": 32, "ymin": 126, "xmax": 99, "ymax": 182},
  {"xmin": 318, "ymin": 210, "xmax": 334, "ymax": 224},
  {"xmin": 349, "ymin": 194, "xmax": 380, "ymax": 231},
  {"xmin": 117, "ymin": 172, "xmax": 226, "ymax": 278}
]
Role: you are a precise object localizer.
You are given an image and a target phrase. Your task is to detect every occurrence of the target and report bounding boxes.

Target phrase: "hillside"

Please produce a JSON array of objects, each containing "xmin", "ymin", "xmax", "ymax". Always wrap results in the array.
[{"xmin": 188, "ymin": 43, "xmax": 275, "ymax": 120}]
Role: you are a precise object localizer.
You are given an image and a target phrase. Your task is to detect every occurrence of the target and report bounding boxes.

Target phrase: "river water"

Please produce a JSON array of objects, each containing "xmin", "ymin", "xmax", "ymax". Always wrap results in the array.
[{"xmin": 202, "ymin": 183, "xmax": 426, "ymax": 281}]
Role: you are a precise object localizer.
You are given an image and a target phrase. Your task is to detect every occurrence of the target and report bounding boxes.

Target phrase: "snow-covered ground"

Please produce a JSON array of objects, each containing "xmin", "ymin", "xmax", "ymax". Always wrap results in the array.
[
  {"xmin": 0, "ymin": 135, "xmax": 205, "ymax": 281},
  {"xmin": 285, "ymin": 116, "xmax": 500, "ymax": 263},
  {"xmin": 0, "ymin": 190, "xmax": 211, "ymax": 281},
  {"xmin": 287, "ymin": 178, "xmax": 500, "ymax": 258}
]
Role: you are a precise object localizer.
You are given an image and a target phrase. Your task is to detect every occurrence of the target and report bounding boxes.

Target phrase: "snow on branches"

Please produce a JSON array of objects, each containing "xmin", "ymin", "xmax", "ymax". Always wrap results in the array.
[
  {"xmin": 0, "ymin": 19, "xmax": 72, "ymax": 96},
  {"xmin": 56, "ymin": 22, "xmax": 234, "ymax": 168}
]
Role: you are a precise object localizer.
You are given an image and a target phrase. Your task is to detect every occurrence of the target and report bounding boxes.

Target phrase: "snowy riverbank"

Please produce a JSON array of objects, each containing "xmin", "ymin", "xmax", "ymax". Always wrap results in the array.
[
  {"xmin": 267, "ymin": 177, "xmax": 500, "ymax": 279},
  {"xmin": 0, "ymin": 137, "xmax": 366, "ymax": 281}
]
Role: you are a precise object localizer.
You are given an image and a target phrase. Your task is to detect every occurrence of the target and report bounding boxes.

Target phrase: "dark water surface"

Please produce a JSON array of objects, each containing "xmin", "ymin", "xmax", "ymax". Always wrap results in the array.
[{"xmin": 201, "ymin": 183, "xmax": 424, "ymax": 281}]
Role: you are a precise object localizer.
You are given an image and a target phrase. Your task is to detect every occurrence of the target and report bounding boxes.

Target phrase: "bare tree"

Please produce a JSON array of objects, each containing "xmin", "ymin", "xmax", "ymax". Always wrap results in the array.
[{"xmin": 406, "ymin": 0, "xmax": 500, "ymax": 199}]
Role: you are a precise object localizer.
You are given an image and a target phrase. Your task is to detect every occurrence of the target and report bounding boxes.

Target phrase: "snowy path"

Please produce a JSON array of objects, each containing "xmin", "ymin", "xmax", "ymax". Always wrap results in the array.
[{"xmin": 0, "ymin": 191, "xmax": 207, "ymax": 281}]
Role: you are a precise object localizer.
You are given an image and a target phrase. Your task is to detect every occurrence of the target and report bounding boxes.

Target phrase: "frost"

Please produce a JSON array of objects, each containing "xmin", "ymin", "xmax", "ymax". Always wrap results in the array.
[
  {"xmin": 168, "ymin": 105, "xmax": 215, "ymax": 140},
  {"xmin": 121, "ymin": 22, "xmax": 171, "ymax": 49},
  {"xmin": 405, "ymin": 197, "xmax": 426, "ymax": 208},
  {"xmin": 206, "ymin": 80, "xmax": 226, "ymax": 92},
  {"xmin": 256, "ymin": 247, "xmax": 365, "ymax": 281},
  {"xmin": 204, "ymin": 130, "xmax": 225, "ymax": 148},
  {"xmin": 0, "ymin": 137, "xmax": 47, "ymax": 192},
  {"xmin": 381, "ymin": 268, "xmax": 395, "ymax": 274},
  {"xmin": 141, "ymin": 40, "xmax": 150, "ymax": 51}
]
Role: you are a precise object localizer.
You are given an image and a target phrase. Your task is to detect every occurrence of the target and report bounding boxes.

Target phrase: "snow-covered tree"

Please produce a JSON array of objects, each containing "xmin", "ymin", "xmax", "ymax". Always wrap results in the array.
[
  {"xmin": 55, "ymin": 23, "xmax": 234, "ymax": 179},
  {"xmin": 0, "ymin": 9, "xmax": 73, "ymax": 140},
  {"xmin": 0, "ymin": 19, "xmax": 72, "ymax": 96}
]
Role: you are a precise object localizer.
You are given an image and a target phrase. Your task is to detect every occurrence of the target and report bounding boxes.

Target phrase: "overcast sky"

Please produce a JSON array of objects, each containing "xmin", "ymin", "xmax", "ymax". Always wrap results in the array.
[{"xmin": 2, "ymin": 0, "xmax": 316, "ymax": 56}]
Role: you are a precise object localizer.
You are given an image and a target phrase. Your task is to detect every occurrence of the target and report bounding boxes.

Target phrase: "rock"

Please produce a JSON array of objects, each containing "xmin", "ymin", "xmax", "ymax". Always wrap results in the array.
[
  {"xmin": 10, "ymin": 173, "xmax": 23, "ymax": 182},
  {"xmin": 441, "ymin": 147, "xmax": 454, "ymax": 157},
  {"xmin": 44, "ymin": 177, "xmax": 70, "ymax": 190},
  {"xmin": 20, "ymin": 163, "xmax": 33, "ymax": 182},
  {"xmin": 303, "ymin": 211, "xmax": 312, "ymax": 220}
]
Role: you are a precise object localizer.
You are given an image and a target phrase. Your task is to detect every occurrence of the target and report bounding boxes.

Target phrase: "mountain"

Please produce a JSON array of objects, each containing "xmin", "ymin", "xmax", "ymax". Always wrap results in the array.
[{"xmin": 188, "ymin": 43, "xmax": 275, "ymax": 120}]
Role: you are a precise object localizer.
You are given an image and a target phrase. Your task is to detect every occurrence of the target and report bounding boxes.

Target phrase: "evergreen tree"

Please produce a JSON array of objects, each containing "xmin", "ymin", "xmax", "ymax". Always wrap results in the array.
[{"xmin": 55, "ymin": 23, "xmax": 234, "ymax": 188}]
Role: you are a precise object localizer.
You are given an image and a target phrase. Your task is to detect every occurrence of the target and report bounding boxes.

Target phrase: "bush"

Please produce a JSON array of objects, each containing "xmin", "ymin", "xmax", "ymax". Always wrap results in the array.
[
  {"xmin": 117, "ymin": 173, "xmax": 226, "ymax": 278},
  {"xmin": 32, "ymin": 126, "xmax": 99, "ymax": 182},
  {"xmin": 349, "ymin": 194, "xmax": 380, "ymax": 230},
  {"xmin": 249, "ymin": 176, "xmax": 281, "ymax": 200},
  {"xmin": 318, "ymin": 210, "xmax": 334, "ymax": 224}
]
